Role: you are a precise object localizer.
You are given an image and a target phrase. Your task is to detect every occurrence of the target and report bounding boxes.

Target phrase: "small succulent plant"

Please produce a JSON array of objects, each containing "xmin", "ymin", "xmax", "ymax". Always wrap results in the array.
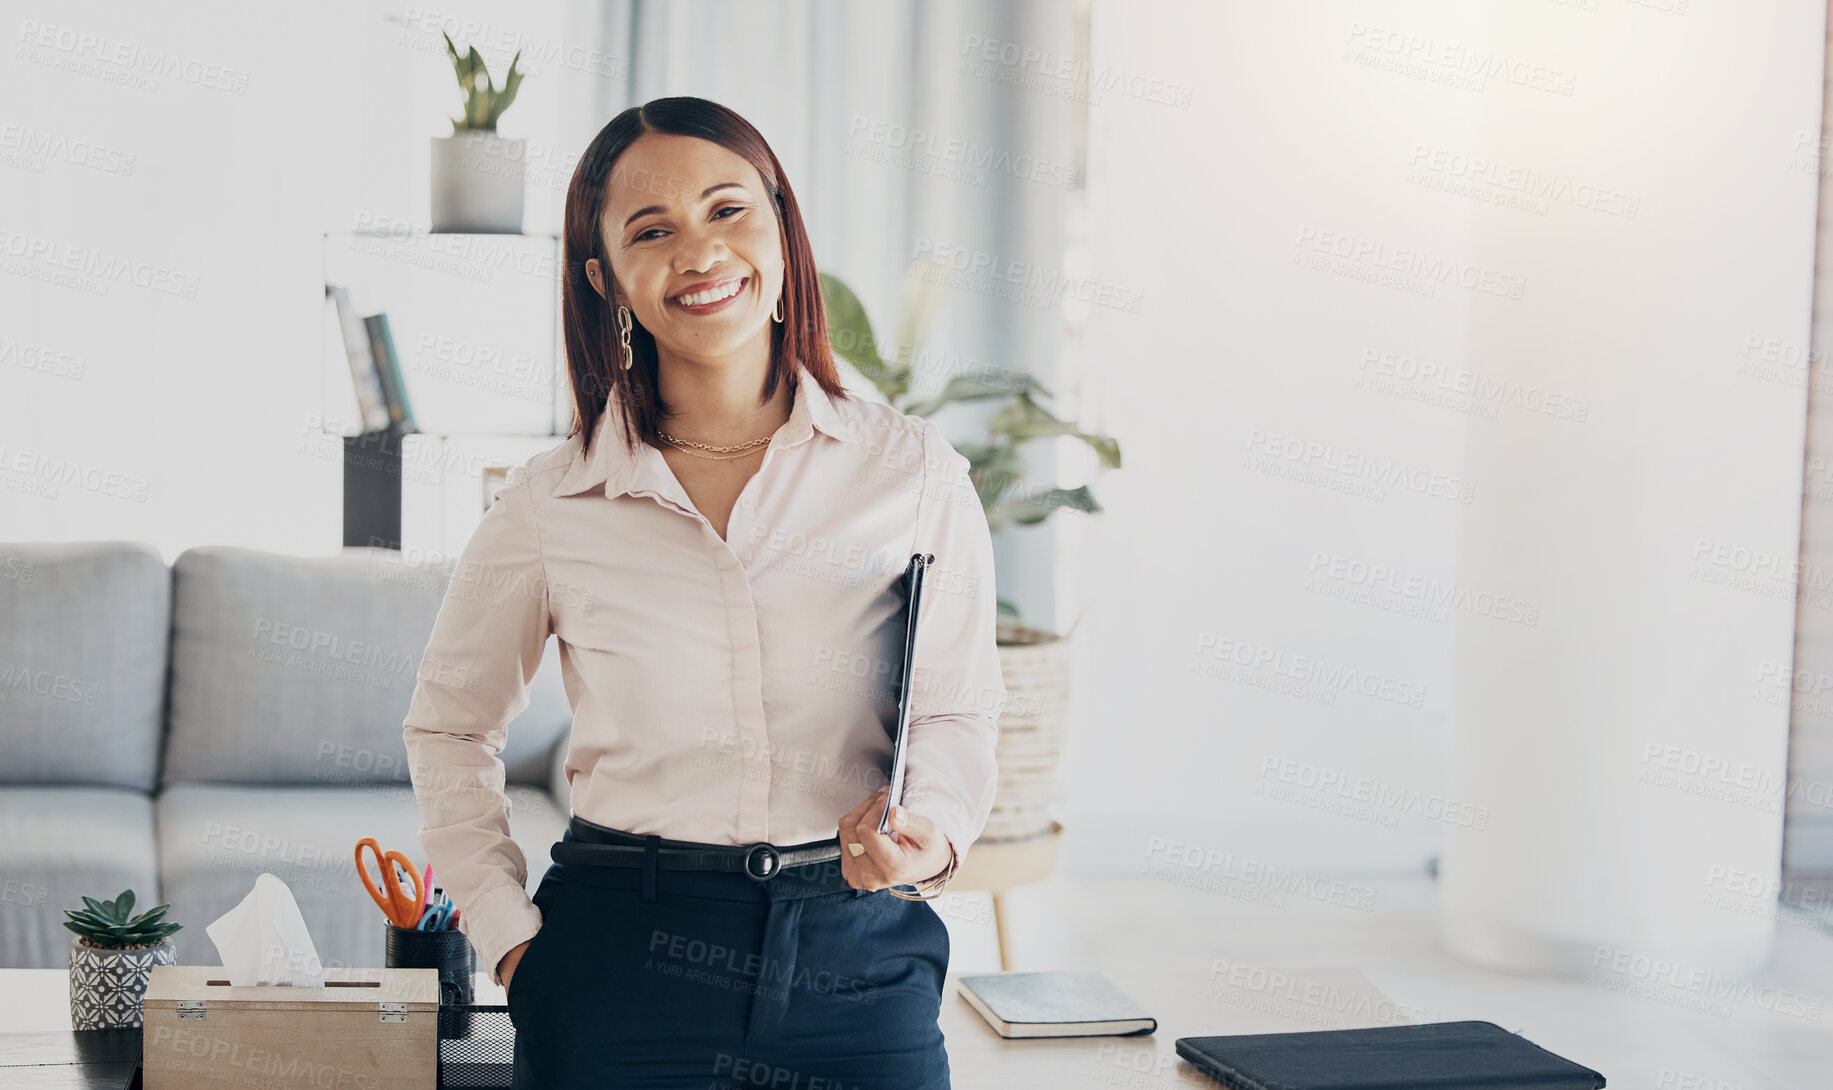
[
  {"xmin": 442, "ymin": 30, "xmax": 524, "ymax": 133},
  {"xmin": 63, "ymin": 889, "xmax": 181, "ymax": 949}
]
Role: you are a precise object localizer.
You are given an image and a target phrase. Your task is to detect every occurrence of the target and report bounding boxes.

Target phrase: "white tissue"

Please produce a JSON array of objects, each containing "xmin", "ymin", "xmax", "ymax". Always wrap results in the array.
[{"xmin": 205, "ymin": 872, "xmax": 325, "ymax": 987}]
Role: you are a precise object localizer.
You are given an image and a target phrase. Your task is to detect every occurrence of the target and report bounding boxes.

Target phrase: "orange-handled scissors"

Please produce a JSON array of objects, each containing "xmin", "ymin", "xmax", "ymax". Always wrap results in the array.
[{"xmin": 354, "ymin": 837, "xmax": 427, "ymax": 929}]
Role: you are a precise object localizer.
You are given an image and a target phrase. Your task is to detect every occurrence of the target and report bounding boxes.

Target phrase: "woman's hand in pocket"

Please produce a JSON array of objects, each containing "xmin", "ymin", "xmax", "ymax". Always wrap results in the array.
[
  {"xmin": 838, "ymin": 785, "xmax": 952, "ymax": 892},
  {"xmin": 498, "ymin": 939, "xmax": 532, "ymax": 993}
]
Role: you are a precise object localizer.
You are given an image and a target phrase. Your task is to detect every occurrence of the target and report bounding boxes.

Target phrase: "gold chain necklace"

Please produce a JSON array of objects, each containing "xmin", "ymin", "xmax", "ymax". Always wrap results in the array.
[{"xmin": 658, "ymin": 430, "xmax": 773, "ymax": 461}]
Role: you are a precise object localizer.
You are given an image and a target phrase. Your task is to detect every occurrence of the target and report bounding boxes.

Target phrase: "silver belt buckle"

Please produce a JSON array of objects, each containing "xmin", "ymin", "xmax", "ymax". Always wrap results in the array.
[{"xmin": 741, "ymin": 842, "xmax": 781, "ymax": 881}]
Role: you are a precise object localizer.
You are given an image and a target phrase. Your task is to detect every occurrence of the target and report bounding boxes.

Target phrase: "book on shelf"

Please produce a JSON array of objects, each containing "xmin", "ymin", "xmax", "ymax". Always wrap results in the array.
[
  {"xmin": 327, "ymin": 284, "xmax": 418, "ymax": 435},
  {"xmin": 364, "ymin": 312, "xmax": 418, "ymax": 433},
  {"xmin": 326, "ymin": 283, "xmax": 391, "ymax": 434}
]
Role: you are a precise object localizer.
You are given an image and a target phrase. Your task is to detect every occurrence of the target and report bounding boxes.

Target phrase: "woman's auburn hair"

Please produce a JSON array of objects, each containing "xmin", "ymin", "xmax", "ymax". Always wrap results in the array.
[{"xmin": 560, "ymin": 96, "xmax": 848, "ymax": 461}]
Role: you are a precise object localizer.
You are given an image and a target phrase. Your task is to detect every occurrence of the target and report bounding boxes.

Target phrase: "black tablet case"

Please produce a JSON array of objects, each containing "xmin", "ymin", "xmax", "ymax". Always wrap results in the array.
[
  {"xmin": 877, "ymin": 552, "xmax": 932, "ymax": 835},
  {"xmin": 1175, "ymin": 1020, "xmax": 1605, "ymax": 1090}
]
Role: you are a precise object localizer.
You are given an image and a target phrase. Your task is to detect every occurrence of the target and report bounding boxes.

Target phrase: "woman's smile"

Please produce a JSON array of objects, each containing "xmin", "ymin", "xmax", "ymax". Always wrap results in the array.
[{"xmin": 668, "ymin": 275, "xmax": 750, "ymax": 315}]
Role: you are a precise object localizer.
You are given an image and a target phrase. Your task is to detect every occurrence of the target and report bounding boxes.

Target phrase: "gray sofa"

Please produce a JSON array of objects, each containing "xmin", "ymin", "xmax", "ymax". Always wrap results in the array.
[{"xmin": 0, "ymin": 541, "xmax": 571, "ymax": 970}]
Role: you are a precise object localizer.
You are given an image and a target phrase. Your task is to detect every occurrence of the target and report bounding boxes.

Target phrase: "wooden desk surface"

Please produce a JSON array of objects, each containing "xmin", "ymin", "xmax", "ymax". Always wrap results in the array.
[{"xmin": 2, "ymin": 964, "xmax": 1407, "ymax": 1087}]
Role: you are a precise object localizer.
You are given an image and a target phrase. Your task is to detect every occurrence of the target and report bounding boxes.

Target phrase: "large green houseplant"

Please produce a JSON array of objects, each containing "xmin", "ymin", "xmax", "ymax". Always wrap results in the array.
[
  {"xmin": 818, "ymin": 265, "xmax": 1121, "ymax": 624},
  {"xmin": 819, "ymin": 262, "xmax": 1120, "ymax": 842}
]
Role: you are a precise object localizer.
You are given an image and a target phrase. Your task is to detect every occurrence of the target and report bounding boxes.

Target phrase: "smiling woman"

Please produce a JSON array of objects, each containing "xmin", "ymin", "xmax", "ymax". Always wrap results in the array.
[
  {"xmin": 558, "ymin": 98, "xmax": 838, "ymax": 465},
  {"xmin": 401, "ymin": 95, "xmax": 1003, "ymax": 1090}
]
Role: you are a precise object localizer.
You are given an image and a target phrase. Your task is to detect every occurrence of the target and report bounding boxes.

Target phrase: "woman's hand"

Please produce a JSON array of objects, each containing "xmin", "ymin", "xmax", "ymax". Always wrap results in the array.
[
  {"xmin": 837, "ymin": 785, "xmax": 954, "ymax": 892},
  {"xmin": 498, "ymin": 939, "xmax": 531, "ymax": 992}
]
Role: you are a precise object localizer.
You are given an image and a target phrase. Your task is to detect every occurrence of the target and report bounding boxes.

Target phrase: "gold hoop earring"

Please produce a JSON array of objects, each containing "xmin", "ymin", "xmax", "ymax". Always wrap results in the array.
[
  {"xmin": 616, "ymin": 304, "xmax": 634, "ymax": 371},
  {"xmin": 771, "ymin": 295, "xmax": 783, "ymax": 324}
]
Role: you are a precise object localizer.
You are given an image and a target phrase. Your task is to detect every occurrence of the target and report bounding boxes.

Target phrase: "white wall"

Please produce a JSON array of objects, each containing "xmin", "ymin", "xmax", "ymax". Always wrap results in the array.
[
  {"xmin": 1063, "ymin": 0, "xmax": 1479, "ymax": 873},
  {"xmin": 1442, "ymin": 1, "xmax": 1820, "ymax": 974},
  {"xmin": 1063, "ymin": 0, "xmax": 1823, "ymax": 890},
  {"xmin": 1, "ymin": 0, "xmax": 607, "ymax": 559}
]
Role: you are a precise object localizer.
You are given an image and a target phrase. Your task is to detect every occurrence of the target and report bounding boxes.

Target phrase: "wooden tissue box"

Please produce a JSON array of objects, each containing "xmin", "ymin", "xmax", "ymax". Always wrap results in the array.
[{"xmin": 141, "ymin": 965, "xmax": 439, "ymax": 1090}]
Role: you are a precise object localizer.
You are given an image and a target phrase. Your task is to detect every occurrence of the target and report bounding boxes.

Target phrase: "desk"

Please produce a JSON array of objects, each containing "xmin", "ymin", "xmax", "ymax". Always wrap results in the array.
[
  {"xmin": 939, "ymin": 966, "xmax": 1411, "ymax": 1088},
  {"xmin": 0, "ymin": 973, "xmax": 142, "ymax": 1087},
  {"xmin": 0, "ymin": 964, "xmax": 1406, "ymax": 1087}
]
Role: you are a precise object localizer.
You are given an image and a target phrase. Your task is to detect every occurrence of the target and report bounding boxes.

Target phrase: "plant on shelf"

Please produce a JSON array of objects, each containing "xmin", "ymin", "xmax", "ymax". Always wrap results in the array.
[
  {"xmin": 430, "ymin": 31, "xmax": 528, "ymax": 233},
  {"xmin": 819, "ymin": 260, "xmax": 1120, "ymax": 843},
  {"xmin": 441, "ymin": 30, "xmax": 524, "ymax": 133},
  {"xmin": 64, "ymin": 888, "xmax": 182, "ymax": 1030}
]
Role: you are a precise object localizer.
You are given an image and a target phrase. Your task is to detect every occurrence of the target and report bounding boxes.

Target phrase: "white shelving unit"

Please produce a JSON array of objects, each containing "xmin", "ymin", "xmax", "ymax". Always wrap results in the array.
[{"xmin": 319, "ymin": 228, "xmax": 572, "ymax": 558}]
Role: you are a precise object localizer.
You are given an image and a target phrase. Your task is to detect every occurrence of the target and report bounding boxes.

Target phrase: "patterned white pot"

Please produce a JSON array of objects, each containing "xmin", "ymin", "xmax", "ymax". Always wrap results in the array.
[{"xmin": 68, "ymin": 936, "xmax": 177, "ymax": 1029}]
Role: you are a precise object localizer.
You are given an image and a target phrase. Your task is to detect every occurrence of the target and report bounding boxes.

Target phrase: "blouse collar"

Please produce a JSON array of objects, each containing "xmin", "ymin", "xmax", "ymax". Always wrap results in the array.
[{"xmin": 553, "ymin": 361, "xmax": 855, "ymax": 498}]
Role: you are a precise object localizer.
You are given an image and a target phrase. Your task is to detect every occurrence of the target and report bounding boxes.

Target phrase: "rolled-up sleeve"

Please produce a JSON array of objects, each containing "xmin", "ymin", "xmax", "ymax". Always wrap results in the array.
[
  {"xmin": 402, "ymin": 464, "xmax": 552, "ymax": 987},
  {"xmin": 899, "ymin": 419, "xmax": 1006, "ymax": 864}
]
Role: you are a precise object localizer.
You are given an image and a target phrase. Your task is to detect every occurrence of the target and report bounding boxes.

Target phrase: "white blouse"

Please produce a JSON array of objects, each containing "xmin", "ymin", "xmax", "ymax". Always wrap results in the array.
[{"xmin": 402, "ymin": 361, "xmax": 1006, "ymax": 984}]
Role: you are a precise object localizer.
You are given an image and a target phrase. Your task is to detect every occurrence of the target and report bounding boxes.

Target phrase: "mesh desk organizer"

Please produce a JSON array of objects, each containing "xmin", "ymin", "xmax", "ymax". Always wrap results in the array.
[{"xmin": 437, "ymin": 1004, "xmax": 514, "ymax": 1088}]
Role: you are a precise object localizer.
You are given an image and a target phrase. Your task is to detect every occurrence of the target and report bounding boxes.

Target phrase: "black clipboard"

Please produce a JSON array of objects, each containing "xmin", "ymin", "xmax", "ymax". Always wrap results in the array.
[{"xmin": 878, "ymin": 552, "xmax": 934, "ymax": 835}]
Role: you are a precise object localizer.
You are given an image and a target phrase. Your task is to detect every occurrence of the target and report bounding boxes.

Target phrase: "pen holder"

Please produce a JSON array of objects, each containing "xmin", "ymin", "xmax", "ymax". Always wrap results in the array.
[{"xmin": 386, "ymin": 922, "xmax": 475, "ymax": 1038}]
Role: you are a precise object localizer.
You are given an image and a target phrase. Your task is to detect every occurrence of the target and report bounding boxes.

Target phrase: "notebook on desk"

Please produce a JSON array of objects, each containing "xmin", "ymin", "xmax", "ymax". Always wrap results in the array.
[
  {"xmin": 878, "ymin": 551, "xmax": 933, "ymax": 836},
  {"xmin": 1175, "ymin": 1020, "xmax": 1606, "ymax": 1090},
  {"xmin": 958, "ymin": 971, "xmax": 1157, "ymax": 1038}
]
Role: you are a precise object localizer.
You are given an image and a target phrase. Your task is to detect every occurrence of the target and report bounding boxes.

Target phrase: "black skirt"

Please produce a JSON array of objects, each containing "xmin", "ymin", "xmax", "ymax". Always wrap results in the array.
[{"xmin": 507, "ymin": 818, "xmax": 953, "ymax": 1089}]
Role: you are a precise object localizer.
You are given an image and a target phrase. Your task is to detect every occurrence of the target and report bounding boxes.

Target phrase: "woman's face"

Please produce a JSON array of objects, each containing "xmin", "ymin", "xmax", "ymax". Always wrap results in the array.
[{"xmin": 590, "ymin": 132, "xmax": 785, "ymax": 367}]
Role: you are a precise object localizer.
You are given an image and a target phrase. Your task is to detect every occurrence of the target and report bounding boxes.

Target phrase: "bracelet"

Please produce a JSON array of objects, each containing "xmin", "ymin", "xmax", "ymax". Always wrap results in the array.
[{"xmin": 884, "ymin": 844, "xmax": 960, "ymax": 901}]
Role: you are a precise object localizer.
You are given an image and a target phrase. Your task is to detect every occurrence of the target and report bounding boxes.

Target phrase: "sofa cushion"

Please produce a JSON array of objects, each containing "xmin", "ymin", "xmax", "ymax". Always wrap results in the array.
[
  {"xmin": 0, "ymin": 542, "xmax": 170, "ymax": 791},
  {"xmin": 156, "ymin": 781, "xmax": 566, "ymax": 969},
  {"xmin": 0, "ymin": 786, "xmax": 161, "ymax": 968},
  {"xmin": 163, "ymin": 546, "xmax": 569, "ymax": 788}
]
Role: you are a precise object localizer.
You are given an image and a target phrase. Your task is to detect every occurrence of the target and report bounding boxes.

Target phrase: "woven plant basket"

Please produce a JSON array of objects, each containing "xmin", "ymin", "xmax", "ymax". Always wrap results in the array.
[{"xmin": 985, "ymin": 621, "xmax": 1073, "ymax": 842}]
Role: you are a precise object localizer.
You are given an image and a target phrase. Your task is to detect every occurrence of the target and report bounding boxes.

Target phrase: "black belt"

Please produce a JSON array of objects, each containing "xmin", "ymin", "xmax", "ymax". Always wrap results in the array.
[{"xmin": 550, "ymin": 819, "xmax": 843, "ymax": 882}]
